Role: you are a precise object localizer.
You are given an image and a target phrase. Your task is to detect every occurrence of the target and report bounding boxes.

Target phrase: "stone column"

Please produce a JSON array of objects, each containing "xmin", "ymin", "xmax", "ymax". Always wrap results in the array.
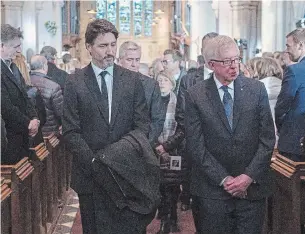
[
  {"xmin": 52, "ymin": 0, "xmax": 64, "ymax": 58},
  {"xmin": 189, "ymin": 0, "xmax": 217, "ymax": 60},
  {"xmin": 230, "ymin": 0, "xmax": 259, "ymax": 60},
  {"xmin": 1, "ymin": 1, "xmax": 24, "ymax": 28}
]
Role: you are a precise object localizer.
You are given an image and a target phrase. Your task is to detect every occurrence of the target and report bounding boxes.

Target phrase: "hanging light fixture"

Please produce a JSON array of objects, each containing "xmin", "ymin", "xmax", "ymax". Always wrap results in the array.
[{"xmin": 87, "ymin": 9, "xmax": 97, "ymax": 14}]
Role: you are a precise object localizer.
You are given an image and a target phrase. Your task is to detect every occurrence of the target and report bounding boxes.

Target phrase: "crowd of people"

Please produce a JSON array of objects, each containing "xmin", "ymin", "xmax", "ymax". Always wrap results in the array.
[{"xmin": 1, "ymin": 19, "xmax": 304, "ymax": 234}]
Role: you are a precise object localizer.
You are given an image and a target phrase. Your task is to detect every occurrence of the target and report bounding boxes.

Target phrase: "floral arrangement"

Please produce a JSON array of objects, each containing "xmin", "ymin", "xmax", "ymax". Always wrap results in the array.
[{"xmin": 45, "ymin": 21, "xmax": 57, "ymax": 36}]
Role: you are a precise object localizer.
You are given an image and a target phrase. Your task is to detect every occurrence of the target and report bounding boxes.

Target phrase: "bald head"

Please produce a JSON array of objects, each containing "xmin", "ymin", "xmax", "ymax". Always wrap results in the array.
[{"xmin": 30, "ymin": 55, "xmax": 48, "ymax": 74}]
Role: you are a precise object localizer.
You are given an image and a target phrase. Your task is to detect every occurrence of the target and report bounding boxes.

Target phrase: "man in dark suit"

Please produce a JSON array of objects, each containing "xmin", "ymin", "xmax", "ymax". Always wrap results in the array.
[
  {"xmin": 40, "ymin": 46, "xmax": 68, "ymax": 93},
  {"xmin": 275, "ymin": 28, "xmax": 305, "ymax": 162},
  {"xmin": 1, "ymin": 24, "xmax": 40, "ymax": 164},
  {"xmin": 63, "ymin": 19, "xmax": 153, "ymax": 234},
  {"xmin": 185, "ymin": 35, "xmax": 275, "ymax": 234},
  {"xmin": 118, "ymin": 41, "xmax": 164, "ymax": 145},
  {"xmin": 162, "ymin": 49, "xmax": 186, "ymax": 95}
]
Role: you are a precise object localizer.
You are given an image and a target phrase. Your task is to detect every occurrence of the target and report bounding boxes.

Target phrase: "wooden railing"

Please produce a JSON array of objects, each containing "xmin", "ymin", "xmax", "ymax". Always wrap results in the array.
[
  {"xmin": 1, "ymin": 134, "xmax": 72, "ymax": 234},
  {"xmin": 267, "ymin": 154, "xmax": 305, "ymax": 234}
]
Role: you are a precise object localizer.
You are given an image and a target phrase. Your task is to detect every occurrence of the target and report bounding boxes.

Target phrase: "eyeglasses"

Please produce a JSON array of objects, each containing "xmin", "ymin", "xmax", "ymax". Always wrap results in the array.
[
  {"xmin": 210, "ymin": 57, "xmax": 241, "ymax": 67},
  {"xmin": 161, "ymin": 59, "xmax": 173, "ymax": 65}
]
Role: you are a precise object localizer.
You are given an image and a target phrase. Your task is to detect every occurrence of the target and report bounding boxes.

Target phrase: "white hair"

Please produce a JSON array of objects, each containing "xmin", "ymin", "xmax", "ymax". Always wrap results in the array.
[
  {"xmin": 203, "ymin": 35, "xmax": 239, "ymax": 63},
  {"xmin": 119, "ymin": 41, "xmax": 141, "ymax": 58}
]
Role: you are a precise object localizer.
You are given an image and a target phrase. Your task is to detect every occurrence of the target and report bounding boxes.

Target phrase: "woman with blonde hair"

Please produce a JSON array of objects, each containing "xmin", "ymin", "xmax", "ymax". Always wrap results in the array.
[
  {"xmin": 256, "ymin": 57, "xmax": 282, "ymax": 147},
  {"xmin": 245, "ymin": 57, "xmax": 261, "ymax": 79},
  {"xmin": 12, "ymin": 53, "xmax": 31, "ymax": 85},
  {"xmin": 13, "ymin": 53, "xmax": 46, "ymax": 146}
]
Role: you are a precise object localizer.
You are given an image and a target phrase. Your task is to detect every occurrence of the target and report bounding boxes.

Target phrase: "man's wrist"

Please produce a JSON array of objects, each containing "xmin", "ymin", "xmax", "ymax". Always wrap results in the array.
[{"xmin": 220, "ymin": 176, "xmax": 230, "ymax": 186}]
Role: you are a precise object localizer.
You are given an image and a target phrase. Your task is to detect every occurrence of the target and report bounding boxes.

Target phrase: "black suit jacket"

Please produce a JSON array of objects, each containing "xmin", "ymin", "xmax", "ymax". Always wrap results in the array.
[
  {"xmin": 63, "ymin": 63, "xmax": 150, "ymax": 194},
  {"xmin": 275, "ymin": 57, "xmax": 305, "ymax": 156},
  {"xmin": 185, "ymin": 75, "xmax": 275, "ymax": 200},
  {"xmin": 47, "ymin": 62, "xmax": 68, "ymax": 93},
  {"xmin": 139, "ymin": 74, "xmax": 164, "ymax": 144},
  {"xmin": 1, "ymin": 60, "xmax": 37, "ymax": 164}
]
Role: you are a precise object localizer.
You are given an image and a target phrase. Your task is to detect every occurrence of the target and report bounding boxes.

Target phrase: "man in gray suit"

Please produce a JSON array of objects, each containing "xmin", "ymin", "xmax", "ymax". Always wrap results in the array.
[
  {"xmin": 185, "ymin": 35, "xmax": 275, "ymax": 234},
  {"xmin": 118, "ymin": 41, "xmax": 164, "ymax": 145}
]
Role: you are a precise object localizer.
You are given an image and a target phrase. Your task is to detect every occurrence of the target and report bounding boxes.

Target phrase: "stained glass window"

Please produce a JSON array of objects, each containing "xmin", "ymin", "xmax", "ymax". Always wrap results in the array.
[
  {"xmin": 96, "ymin": 0, "xmax": 153, "ymax": 37},
  {"xmin": 144, "ymin": 0, "xmax": 153, "ymax": 36},
  {"xmin": 107, "ymin": 0, "xmax": 117, "ymax": 26},
  {"xmin": 119, "ymin": 0, "xmax": 131, "ymax": 34},
  {"xmin": 133, "ymin": 0, "xmax": 142, "ymax": 36},
  {"xmin": 96, "ymin": 0, "xmax": 107, "ymax": 19}
]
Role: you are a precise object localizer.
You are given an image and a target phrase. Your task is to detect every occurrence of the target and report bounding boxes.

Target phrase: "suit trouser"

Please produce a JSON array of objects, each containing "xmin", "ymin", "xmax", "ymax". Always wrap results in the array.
[
  {"xmin": 193, "ymin": 196, "xmax": 266, "ymax": 234},
  {"xmin": 79, "ymin": 192, "xmax": 153, "ymax": 234},
  {"xmin": 159, "ymin": 184, "xmax": 180, "ymax": 220},
  {"xmin": 78, "ymin": 194, "xmax": 98, "ymax": 234}
]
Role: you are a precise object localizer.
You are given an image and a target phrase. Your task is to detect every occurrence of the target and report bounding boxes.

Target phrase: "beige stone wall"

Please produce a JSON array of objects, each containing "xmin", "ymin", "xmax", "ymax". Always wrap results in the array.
[{"xmin": 78, "ymin": 1, "xmax": 171, "ymax": 67}]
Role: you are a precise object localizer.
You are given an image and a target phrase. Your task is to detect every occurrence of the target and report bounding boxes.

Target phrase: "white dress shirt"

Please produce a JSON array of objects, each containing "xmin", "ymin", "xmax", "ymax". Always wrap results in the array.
[
  {"xmin": 213, "ymin": 75, "xmax": 235, "ymax": 102},
  {"xmin": 91, "ymin": 62, "xmax": 114, "ymax": 123}
]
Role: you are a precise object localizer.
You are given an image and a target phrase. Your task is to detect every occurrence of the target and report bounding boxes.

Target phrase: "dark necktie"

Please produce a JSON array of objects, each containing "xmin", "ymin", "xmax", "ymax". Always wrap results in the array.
[
  {"xmin": 100, "ymin": 71, "xmax": 109, "ymax": 122},
  {"xmin": 221, "ymin": 85, "xmax": 233, "ymax": 128}
]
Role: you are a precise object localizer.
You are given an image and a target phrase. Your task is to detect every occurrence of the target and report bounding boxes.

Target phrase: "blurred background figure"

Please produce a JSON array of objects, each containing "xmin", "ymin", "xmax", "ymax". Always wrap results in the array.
[
  {"xmin": 155, "ymin": 70, "xmax": 181, "ymax": 234},
  {"xmin": 40, "ymin": 46, "xmax": 68, "ymax": 93},
  {"xmin": 256, "ymin": 57, "xmax": 283, "ymax": 147},
  {"xmin": 139, "ymin": 63, "xmax": 150, "ymax": 76},
  {"xmin": 262, "ymin": 51, "xmax": 274, "ymax": 58},
  {"xmin": 62, "ymin": 53, "xmax": 75, "ymax": 74},
  {"xmin": 187, "ymin": 60, "xmax": 198, "ymax": 74},
  {"xmin": 30, "ymin": 55, "xmax": 63, "ymax": 138},
  {"xmin": 246, "ymin": 57, "xmax": 261, "ymax": 79},
  {"xmin": 13, "ymin": 52, "xmax": 46, "ymax": 147},
  {"xmin": 150, "ymin": 58, "xmax": 164, "ymax": 79}
]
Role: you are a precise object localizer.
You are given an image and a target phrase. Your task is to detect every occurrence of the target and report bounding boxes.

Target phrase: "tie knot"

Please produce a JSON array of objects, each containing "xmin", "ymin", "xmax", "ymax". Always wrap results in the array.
[
  {"xmin": 100, "ymin": 70, "xmax": 108, "ymax": 79},
  {"xmin": 5, "ymin": 59, "xmax": 12, "ymax": 67},
  {"xmin": 221, "ymin": 85, "xmax": 229, "ymax": 92}
]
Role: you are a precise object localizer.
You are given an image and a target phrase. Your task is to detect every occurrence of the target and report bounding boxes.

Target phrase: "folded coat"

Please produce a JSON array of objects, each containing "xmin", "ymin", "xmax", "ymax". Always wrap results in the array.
[{"xmin": 92, "ymin": 129, "xmax": 160, "ymax": 214}]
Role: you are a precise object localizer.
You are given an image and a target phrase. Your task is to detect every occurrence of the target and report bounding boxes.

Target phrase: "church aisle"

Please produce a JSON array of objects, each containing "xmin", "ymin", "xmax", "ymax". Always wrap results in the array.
[{"xmin": 68, "ymin": 195, "xmax": 196, "ymax": 234}]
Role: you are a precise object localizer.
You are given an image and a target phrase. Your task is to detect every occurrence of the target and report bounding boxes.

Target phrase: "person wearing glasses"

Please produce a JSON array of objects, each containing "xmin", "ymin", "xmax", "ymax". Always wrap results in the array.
[
  {"xmin": 161, "ymin": 49, "xmax": 186, "ymax": 95},
  {"xmin": 185, "ymin": 35, "xmax": 275, "ymax": 234}
]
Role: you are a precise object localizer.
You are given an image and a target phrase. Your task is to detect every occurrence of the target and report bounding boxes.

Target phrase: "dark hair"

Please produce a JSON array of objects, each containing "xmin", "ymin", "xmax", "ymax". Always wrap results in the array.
[
  {"xmin": 163, "ymin": 49, "xmax": 183, "ymax": 62},
  {"xmin": 1, "ymin": 24, "xmax": 23, "ymax": 44},
  {"xmin": 197, "ymin": 55, "xmax": 205, "ymax": 65},
  {"xmin": 40, "ymin": 46, "xmax": 57, "ymax": 62},
  {"xmin": 85, "ymin": 19, "xmax": 119, "ymax": 45},
  {"xmin": 62, "ymin": 53, "xmax": 72, "ymax": 64}
]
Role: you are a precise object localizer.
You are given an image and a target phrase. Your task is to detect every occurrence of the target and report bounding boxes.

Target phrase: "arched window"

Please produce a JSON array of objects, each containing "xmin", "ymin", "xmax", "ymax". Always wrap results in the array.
[{"xmin": 96, "ymin": 0, "xmax": 153, "ymax": 37}]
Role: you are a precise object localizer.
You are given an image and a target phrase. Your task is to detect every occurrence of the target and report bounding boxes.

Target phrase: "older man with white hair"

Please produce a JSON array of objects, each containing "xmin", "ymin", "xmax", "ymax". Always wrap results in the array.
[
  {"xmin": 118, "ymin": 41, "xmax": 164, "ymax": 145},
  {"xmin": 185, "ymin": 35, "xmax": 275, "ymax": 234}
]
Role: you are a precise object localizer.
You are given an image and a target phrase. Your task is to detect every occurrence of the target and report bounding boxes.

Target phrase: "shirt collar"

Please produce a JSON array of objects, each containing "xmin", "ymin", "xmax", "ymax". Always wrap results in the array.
[
  {"xmin": 298, "ymin": 54, "xmax": 305, "ymax": 63},
  {"xmin": 1, "ymin": 58, "xmax": 12, "ymax": 68},
  {"xmin": 91, "ymin": 62, "xmax": 114, "ymax": 78},
  {"xmin": 213, "ymin": 74, "xmax": 234, "ymax": 90}
]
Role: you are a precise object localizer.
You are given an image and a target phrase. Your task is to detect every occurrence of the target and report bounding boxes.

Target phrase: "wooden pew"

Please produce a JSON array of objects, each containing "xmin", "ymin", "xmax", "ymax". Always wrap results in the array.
[
  {"xmin": 44, "ymin": 133, "xmax": 60, "ymax": 223},
  {"xmin": 29, "ymin": 143, "xmax": 50, "ymax": 234},
  {"xmin": 1, "ymin": 177, "xmax": 12, "ymax": 234},
  {"xmin": 270, "ymin": 154, "xmax": 305, "ymax": 234},
  {"xmin": 1, "ymin": 158, "xmax": 34, "ymax": 234}
]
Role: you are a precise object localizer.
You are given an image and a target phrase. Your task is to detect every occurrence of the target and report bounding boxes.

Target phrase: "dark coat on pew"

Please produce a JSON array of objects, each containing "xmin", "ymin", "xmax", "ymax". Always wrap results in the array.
[
  {"xmin": 93, "ymin": 130, "xmax": 160, "ymax": 214},
  {"xmin": 1, "ymin": 61, "xmax": 37, "ymax": 164}
]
